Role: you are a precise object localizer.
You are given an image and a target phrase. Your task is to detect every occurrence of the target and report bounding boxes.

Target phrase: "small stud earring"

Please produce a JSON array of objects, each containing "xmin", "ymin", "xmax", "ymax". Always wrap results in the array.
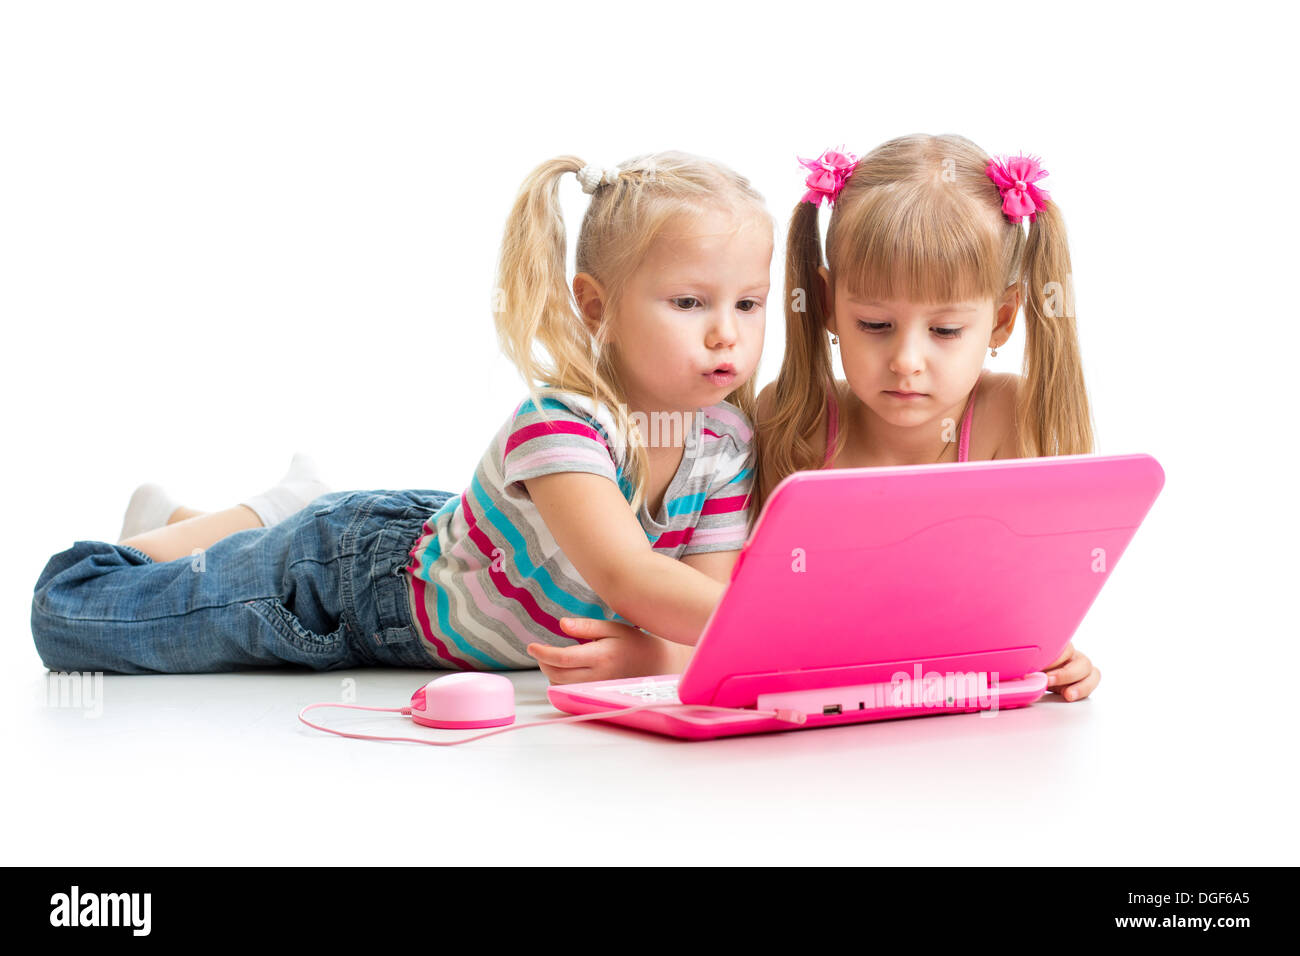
[{"xmin": 831, "ymin": 335, "xmax": 839, "ymax": 345}]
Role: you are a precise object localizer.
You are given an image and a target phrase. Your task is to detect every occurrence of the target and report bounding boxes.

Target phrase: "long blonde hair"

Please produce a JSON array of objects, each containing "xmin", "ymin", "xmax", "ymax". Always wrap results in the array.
[
  {"xmin": 495, "ymin": 152, "xmax": 770, "ymax": 513},
  {"xmin": 756, "ymin": 133, "xmax": 1094, "ymax": 509}
]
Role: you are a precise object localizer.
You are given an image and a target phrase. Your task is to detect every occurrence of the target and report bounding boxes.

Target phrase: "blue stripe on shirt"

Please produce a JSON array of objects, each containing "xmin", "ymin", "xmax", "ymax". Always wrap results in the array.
[{"xmin": 470, "ymin": 472, "xmax": 608, "ymax": 619}]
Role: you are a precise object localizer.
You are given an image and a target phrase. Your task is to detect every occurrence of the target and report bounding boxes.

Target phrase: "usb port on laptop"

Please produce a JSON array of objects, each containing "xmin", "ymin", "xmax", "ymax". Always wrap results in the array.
[{"xmin": 823, "ymin": 705, "xmax": 842, "ymax": 715}]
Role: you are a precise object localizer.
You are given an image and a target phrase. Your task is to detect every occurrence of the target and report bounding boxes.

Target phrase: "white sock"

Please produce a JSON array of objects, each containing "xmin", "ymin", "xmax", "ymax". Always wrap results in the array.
[
  {"xmin": 117, "ymin": 483, "xmax": 181, "ymax": 542},
  {"xmin": 241, "ymin": 454, "xmax": 331, "ymax": 528}
]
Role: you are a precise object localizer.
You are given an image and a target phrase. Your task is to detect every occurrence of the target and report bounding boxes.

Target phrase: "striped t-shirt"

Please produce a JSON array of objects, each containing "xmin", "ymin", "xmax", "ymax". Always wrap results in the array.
[{"xmin": 402, "ymin": 389, "xmax": 755, "ymax": 670}]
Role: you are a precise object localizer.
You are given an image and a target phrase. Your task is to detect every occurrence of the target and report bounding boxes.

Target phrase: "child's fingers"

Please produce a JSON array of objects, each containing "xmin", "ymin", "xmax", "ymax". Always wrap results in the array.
[
  {"xmin": 527, "ymin": 641, "xmax": 607, "ymax": 670},
  {"xmin": 559, "ymin": 617, "xmax": 644, "ymax": 641},
  {"xmin": 1057, "ymin": 666, "xmax": 1101, "ymax": 702},
  {"xmin": 536, "ymin": 659, "xmax": 592, "ymax": 685},
  {"xmin": 526, "ymin": 642, "xmax": 584, "ymax": 667},
  {"xmin": 1045, "ymin": 648, "xmax": 1093, "ymax": 689}
]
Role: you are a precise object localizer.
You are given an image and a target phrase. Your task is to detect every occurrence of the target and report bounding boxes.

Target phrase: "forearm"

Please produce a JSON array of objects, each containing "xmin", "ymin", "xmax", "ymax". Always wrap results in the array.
[{"xmin": 606, "ymin": 552, "xmax": 726, "ymax": 646}]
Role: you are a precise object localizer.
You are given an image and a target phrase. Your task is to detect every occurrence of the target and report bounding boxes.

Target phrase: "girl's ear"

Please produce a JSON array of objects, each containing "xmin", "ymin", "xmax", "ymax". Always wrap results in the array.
[
  {"xmin": 992, "ymin": 283, "xmax": 1020, "ymax": 348},
  {"xmin": 572, "ymin": 272, "xmax": 607, "ymax": 338},
  {"xmin": 817, "ymin": 265, "xmax": 837, "ymax": 335}
]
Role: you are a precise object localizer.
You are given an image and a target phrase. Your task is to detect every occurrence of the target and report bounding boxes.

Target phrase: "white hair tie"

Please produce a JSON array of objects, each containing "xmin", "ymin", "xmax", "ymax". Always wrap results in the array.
[{"xmin": 576, "ymin": 164, "xmax": 621, "ymax": 194}]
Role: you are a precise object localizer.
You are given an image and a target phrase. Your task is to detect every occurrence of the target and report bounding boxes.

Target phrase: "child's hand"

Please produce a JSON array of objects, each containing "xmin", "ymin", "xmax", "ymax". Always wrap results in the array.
[
  {"xmin": 1043, "ymin": 642, "xmax": 1100, "ymax": 701},
  {"xmin": 526, "ymin": 618, "xmax": 691, "ymax": 685}
]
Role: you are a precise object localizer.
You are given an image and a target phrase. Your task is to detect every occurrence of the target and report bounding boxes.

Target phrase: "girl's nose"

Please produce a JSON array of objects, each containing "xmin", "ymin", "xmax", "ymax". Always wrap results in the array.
[
  {"xmin": 888, "ymin": 336, "xmax": 925, "ymax": 376},
  {"xmin": 706, "ymin": 307, "xmax": 740, "ymax": 347}
]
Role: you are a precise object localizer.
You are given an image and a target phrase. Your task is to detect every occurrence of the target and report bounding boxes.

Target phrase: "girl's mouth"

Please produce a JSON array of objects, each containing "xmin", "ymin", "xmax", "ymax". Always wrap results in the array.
[{"xmin": 705, "ymin": 365, "xmax": 736, "ymax": 387}]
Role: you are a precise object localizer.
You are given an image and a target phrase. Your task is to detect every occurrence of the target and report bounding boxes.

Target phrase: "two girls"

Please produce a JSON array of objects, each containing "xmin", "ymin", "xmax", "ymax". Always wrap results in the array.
[
  {"xmin": 544, "ymin": 135, "xmax": 1101, "ymax": 700},
  {"xmin": 32, "ymin": 136, "xmax": 1099, "ymax": 701}
]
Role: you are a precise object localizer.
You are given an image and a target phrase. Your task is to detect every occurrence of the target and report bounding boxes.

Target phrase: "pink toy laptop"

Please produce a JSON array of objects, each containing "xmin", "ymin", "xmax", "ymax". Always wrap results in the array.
[{"xmin": 548, "ymin": 453, "xmax": 1165, "ymax": 740}]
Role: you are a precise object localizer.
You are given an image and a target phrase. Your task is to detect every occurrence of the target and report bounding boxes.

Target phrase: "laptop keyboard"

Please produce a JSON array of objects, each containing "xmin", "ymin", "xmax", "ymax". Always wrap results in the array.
[{"xmin": 611, "ymin": 681, "xmax": 681, "ymax": 703}]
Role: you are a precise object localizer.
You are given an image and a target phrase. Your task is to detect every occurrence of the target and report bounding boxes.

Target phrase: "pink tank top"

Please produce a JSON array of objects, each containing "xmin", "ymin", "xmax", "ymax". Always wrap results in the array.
[{"xmin": 823, "ymin": 369, "xmax": 986, "ymax": 467}]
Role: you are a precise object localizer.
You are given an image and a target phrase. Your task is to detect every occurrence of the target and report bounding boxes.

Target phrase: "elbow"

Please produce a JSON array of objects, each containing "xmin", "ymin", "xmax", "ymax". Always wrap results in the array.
[{"xmin": 597, "ymin": 549, "xmax": 658, "ymax": 619}]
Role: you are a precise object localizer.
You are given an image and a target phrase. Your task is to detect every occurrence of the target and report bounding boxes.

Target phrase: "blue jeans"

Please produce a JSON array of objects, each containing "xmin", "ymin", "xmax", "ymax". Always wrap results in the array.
[{"xmin": 31, "ymin": 489, "xmax": 457, "ymax": 674}]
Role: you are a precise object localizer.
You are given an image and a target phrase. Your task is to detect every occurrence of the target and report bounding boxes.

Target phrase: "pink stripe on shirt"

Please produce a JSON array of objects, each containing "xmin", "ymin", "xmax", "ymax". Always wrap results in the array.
[
  {"xmin": 654, "ymin": 527, "xmax": 695, "ymax": 549},
  {"xmin": 408, "ymin": 575, "xmax": 476, "ymax": 670},
  {"xmin": 701, "ymin": 493, "xmax": 749, "ymax": 516},
  {"xmin": 683, "ymin": 526, "xmax": 745, "ymax": 548},
  {"xmin": 505, "ymin": 420, "xmax": 607, "ymax": 456},
  {"xmin": 505, "ymin": 445, "xmax": 614, "ymax": 477},
  {"xmin": 461, "ymin": 495, "xmax": 583, "ymax": 643}
]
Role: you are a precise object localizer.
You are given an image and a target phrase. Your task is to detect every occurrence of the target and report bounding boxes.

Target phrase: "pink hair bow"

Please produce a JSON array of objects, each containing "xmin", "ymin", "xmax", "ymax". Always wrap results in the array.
[
  {"xmin": 986, "ymin": 154, "xmax": 1051, "ymax": 224},
  {"xmin": 798, "ymin": 147, "xmax": 858, "ymax": 207}
]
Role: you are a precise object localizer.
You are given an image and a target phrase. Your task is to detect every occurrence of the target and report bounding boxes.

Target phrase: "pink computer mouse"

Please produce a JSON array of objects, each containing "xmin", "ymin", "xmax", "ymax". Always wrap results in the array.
[{"xmin": 409, "ymin": 673, "xmax": 515, "ymax": 729}]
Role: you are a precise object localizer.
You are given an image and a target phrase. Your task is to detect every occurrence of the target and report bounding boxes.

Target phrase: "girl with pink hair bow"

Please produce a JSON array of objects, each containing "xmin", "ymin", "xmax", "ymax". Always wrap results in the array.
[{"xmin": 758, "ymin": 133, "xmax": 1101, "ymax": 702}]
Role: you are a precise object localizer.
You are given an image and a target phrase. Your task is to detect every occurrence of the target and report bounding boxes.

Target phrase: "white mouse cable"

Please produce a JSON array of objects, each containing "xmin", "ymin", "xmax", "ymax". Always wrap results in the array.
[{"xmin": 297, "ymin": 700, "xmax": 808, "ymax": 746}]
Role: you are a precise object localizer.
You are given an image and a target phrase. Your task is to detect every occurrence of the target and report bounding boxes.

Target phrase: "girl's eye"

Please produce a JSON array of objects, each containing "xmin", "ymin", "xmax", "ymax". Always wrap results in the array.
[
  {"xmin": 737, "ymin": 299, "xmax": 762, "ymax": 313},
  {"xmin": 855, "ymin": 320, "xmax": 963, "ymax": 339},
  {"xmin": 671, "ymin": 296, "xmax": 702, "ymax": 310}
]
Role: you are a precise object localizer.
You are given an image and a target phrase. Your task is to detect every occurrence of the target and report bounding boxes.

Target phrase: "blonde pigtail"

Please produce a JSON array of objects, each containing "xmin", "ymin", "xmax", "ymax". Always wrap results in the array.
[
  {"xmin": 755, "ymin": 200, "xmax": 840, "ymax": 509},
  {"xmin": 1017, "ymin": 201, "xmax": 1095, "ymax": 458},
  {"xmin": 494, "ymin": 156, "xmax": 587, "ymax": 426}
]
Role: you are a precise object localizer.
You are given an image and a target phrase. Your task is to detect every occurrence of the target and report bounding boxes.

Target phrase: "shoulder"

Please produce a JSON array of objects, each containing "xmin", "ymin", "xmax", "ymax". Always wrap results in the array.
[
  {"xmin": 509, "ymin": 388, "xmax": 625, "ymax": 451},
  {"xmin": 499, "ymin": 389, "xmax": 630, "ymax": 481},
  {"xmin": 513, "ymin": 388, "xmax": 601, "ymax": 423},
  {"xmin": 979, "ymin": 372, "xmax": 1022, "ymax": 459},
  {"xmin": 980, "ymin": 371, "xmax": 1020, "ymax": 402}
]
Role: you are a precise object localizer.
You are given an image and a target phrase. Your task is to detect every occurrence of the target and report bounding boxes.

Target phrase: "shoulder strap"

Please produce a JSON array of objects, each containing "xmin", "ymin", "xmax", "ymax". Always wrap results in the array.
[{"xmin": 957, "ymin": 370, "xmax": 986, "ymax": 462}]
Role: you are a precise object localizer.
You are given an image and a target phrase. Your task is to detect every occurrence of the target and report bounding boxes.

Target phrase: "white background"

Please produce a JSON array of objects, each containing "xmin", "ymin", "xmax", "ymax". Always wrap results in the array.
[{"xmin": 2, "ymin": 0, "xmax": 1296, "ymax": 865}]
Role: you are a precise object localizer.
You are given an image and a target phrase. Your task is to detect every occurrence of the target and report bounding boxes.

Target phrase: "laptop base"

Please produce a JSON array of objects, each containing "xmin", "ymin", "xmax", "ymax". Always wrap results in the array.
[{"xmin": 547, "ymin": 672, "xmax": 1048, "ymax": 741}]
